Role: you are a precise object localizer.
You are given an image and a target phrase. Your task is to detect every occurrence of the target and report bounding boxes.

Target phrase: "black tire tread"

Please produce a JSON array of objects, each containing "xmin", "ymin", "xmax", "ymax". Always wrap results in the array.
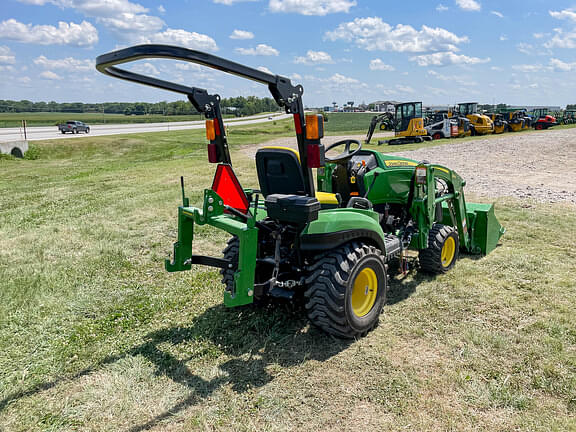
[
  {"xmin": 419, "ymin": 224, "xmax": 459, "ymax": 274},
  {"xmin": 305, "ymin": 242, "xmax": 386, "ymax": 339}
]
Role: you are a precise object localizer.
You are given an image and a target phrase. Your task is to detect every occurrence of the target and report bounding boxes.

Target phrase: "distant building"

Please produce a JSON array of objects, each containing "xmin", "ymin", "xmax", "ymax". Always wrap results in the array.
[{"xmin": 370, "ymin": 100, "xmax": 399, "ymax": 112}]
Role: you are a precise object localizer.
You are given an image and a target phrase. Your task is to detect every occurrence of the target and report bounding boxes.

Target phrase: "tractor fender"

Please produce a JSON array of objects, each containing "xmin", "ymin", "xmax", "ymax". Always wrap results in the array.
[{"xmin": 300, "ymin": 208, "xmax": 386, "ymax": 252}]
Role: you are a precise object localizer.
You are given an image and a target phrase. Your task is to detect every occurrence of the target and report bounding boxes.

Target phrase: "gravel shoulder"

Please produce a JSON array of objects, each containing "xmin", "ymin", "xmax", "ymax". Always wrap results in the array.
[{"xmin": 244, "ymin": 128, "xmax": 576, "ymax": 205}]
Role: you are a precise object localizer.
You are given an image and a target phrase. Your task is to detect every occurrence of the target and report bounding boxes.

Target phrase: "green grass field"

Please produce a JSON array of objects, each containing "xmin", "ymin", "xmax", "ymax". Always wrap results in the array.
[
  {"xmin": 1, "ymin": 124, "xmax": 575, "ymax": 431},
  {"xmin": 323, "ymin": 112, "xmax": 377, "ymax": 134}
]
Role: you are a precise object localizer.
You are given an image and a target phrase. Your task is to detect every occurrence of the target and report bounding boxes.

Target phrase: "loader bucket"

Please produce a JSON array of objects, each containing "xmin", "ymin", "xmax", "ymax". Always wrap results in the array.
[{"xmin": 464, "ymin": 202, "xmax": 505, "ymax": 255}]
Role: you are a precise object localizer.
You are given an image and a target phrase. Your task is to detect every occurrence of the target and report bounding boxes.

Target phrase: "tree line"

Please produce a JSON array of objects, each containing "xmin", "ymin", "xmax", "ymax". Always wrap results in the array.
[{"xmin": 0, "ymin": 96, "xmax": 279, "ymax": 117}]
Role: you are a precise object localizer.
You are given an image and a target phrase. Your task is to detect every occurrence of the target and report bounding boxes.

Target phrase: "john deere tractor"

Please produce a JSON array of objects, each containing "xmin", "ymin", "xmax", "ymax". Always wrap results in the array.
[{"xmin": 97, "ymin": 45, "xmax": 505, "ymax": 339}]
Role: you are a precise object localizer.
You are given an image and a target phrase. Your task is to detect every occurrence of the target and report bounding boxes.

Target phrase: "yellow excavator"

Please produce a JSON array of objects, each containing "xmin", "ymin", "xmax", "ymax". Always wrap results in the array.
[
  {"xmin": 457, "ymin": 102, "xmax": 494, "ymax": 135},
  {"xmin": 386, "ymin": 101, "xmax": 432, "ymax": 145}
]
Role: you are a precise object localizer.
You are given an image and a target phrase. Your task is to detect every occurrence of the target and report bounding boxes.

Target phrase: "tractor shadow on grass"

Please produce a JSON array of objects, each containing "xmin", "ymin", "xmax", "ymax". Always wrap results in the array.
[
  {"xmin": 126, "ymin": 303, "xmax": 351, "ymax": 431},
  {"xmin": 0, "ymin": 302, "xmax": 351, "ymax": 431}
]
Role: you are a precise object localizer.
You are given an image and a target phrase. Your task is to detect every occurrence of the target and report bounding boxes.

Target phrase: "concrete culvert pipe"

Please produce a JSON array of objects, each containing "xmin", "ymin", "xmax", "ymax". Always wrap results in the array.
[{"xmin": 0, "ymin": 140, "xmax": 28, "ymax": 158}]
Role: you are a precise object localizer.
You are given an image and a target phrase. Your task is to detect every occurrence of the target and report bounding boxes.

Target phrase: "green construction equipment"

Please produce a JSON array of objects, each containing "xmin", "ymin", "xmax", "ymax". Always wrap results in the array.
[{"xmin": 97, "ymin": 44, "xmax": 505, "ymax": 339}]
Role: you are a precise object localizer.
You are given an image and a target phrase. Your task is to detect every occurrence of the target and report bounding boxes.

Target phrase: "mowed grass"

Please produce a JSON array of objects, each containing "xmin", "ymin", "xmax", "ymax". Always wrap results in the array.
[{"xmin": 1, "ymin": 123, "xmax": 575, "ymax": 431}]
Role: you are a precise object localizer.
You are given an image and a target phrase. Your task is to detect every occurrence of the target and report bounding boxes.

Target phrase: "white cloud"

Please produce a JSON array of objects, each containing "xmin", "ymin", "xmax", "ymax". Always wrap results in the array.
[
  {"xmin": 327, "ymin": 73, "xmax": 359, "ymax": 85},
  {"xmin": 235, "ymin": 44, "xmax": 279, "ymax": 56},
  {"xmin": 157, "ymin": 5, "xmax": 165, "ymax": 13},
  {"xmin": 16, "ymin": 0, "xmax": 165, "ymax": 37},
  {"xmin": 34, "ymin": 55, "xmax": 93, "ymax": 72},
  {"xmin": 0, "ymin": 19, "xmax": 98, "ymax": 47},
  {"xmin": 549, "ymin": 9, "xmax": 576, "ymax": 22},
  {"xmin": 140, "ymin": 29, "xmax": 218, "ymax": 51},
  {"xmin": 294, "ymin": 50, "xmax": 334, "ymax": 65},
  {"xmin": 325, "ymin": 17, "xmax": 468, "ymax": 53},
  {"xmin": 500, "ymin": 34, "xmax": 508, "ymax": 41},
  {"xmin": 410, "ymin": 51, "xmax": 490, "ymax": 66},
  {"xmin": 427, "ymin": 69, "xmax": 475, "ymax": 85},
  {"xmin": 214, "ymin": 0, "xmax": 258, "ymax": 4},
  {"xmin": 491, "ymin": 10, "xmax": 503, "ymax": 18},
  {"xmin": 257, "ymin": 66, "xmax": 273, "ymax": 74},
  {"xmin": 39, "ymin": 70, "xmax": 63, "ymax": 80},
  {"xmin": 491, "ymin": 66, "xmax": 503, "ymax": 71},
  {"xmin": 270, "ymin": 0, "xmax": 356, "ymax": 16},
  {"xmin": 544, "ymin": 28, "xmax": 576, "ymax": 49},
  {"xmin": 455, "ymin": 0, "xmax": 480, "ymax": 11},
  {"xmin": 130, "ymin": 62, "xmax": 160, "ymax": 76},
  {"xmin": 516, "ymin": 42, "xmax": 534, "ymax": 54},
  {"xmin": 436, "ymin": 4, "xmax": 448, "ymax": 12},
  {"xmin": 369, "ymin": 58, "xmax": 394, "ymax": 71},
  {"xmin": 550, "ymin": 58, "xmax": 576, "ymax": 71},
  {"xmin": 98, "ymin": 13, "xmax": 164, "ymax": 35},
  {"xmin": 18, "ymin": 0, "xmax": 148, "ymax": 15},
  {"xmin": 174, "ymin": 63, "xmax": 201, "ymax": 72},
  {"xmin": 230, "ymin": 29, "xmax": 254, "ymax": 39},
  {"xmin": 512, "ymin": 64, "xmax": 545, "ymax": 73},
  {"xmin": 0, "ymin": 46, "xmax": 16, "ymax": 64},
  {"xmin": 396, "ymin": 84, "xmax": 415, "ymax": 93}
]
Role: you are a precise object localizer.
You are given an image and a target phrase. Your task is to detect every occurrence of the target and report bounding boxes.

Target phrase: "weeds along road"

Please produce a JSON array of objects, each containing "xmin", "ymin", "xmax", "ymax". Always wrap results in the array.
[{"xmin": 0, "ymin": 112, "xmax": 291, "ymax": 142}]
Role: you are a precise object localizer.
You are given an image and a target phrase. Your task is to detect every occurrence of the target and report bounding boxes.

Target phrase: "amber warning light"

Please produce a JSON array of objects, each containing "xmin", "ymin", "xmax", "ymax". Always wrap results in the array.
[{"xmin": 305, "ymin": 114, "xmax": 324, "ymax": 140}]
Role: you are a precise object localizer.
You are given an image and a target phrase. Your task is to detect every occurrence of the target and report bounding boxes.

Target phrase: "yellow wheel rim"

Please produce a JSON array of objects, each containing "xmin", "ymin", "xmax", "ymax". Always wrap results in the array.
[
  {"xmin": 441, "ymin": 236, "xmax": 456, "ymax": 268},
  {"xmin": 351, "ymin": 268, "xmax": 378, "ymax": 317}
]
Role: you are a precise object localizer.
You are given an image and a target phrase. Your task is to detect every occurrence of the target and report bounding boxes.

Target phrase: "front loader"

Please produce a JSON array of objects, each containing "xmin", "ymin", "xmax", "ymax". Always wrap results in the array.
[{"xmin": 97, "ymin": 45, "xmax": 505, "ymax": 339}]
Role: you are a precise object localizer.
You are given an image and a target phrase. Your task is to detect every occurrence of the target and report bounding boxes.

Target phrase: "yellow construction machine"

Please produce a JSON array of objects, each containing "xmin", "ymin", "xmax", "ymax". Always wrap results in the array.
[
  {"xmin": 487, "ymin": 113, "xmax": 508, "ymax": 134},
  {"xmin": 457, "ymin": 102, "xmax": 494, "ymax": 135},
  {"xmin": 386, "ymin": 101, "xmax": 432, "ymax": 145}
]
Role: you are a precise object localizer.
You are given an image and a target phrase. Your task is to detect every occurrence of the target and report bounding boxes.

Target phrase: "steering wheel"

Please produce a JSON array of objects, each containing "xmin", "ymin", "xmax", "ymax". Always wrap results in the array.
[{"xmin": 324, "ymin": 139, "xmax": 362, "ymax": 162}]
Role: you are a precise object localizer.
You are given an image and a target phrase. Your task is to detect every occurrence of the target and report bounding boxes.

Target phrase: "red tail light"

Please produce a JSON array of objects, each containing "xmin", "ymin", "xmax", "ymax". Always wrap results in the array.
[
  {"xmin": 307, "ymin": 144, "xmax": 322, "ymax": 168},
  {"xmin": 207, "ymin": 143, "xmax": 218, "ymax": 163}
]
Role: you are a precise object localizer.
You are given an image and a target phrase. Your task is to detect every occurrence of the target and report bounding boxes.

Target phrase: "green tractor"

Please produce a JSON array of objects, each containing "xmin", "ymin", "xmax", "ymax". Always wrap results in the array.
[{"xmin": 97, "ymin": 45, "xmax": 505, "ymax": 339}]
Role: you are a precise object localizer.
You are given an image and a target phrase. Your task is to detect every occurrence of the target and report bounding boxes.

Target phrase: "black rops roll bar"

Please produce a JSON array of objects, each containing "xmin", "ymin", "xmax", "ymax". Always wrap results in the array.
[{"xmin": 95, "ymin": 44, "xmax": 314, "ymax": 196}]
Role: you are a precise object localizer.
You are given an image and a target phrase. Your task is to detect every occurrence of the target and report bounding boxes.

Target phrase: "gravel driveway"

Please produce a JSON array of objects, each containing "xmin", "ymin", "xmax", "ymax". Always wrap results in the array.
[{"xmin": 244, "ymin": 129, "xmax": 575, "ymax": 205}]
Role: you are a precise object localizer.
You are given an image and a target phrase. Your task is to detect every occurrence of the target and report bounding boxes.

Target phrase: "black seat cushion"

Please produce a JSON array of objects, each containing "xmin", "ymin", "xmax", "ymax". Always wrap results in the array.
[{"xmin": 256, "ymin": 148, "xmax": 306, "ymax": 197}]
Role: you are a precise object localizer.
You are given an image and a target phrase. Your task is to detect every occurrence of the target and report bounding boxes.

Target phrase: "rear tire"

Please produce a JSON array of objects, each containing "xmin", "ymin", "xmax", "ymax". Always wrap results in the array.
[
  {"xmin": 432, "ymin": 132, "xmax": 442, "ymax": 140},
  {"xmin": 85, "ymin": 127, "xmax": 90, "ymax": 133},
  {"xmin": 419, "ymin": 224, "xmax": 459, "ymax": 274},
  {"xmin": 305, "ymin": 242, "xmax": 387, "ymax": 338}
]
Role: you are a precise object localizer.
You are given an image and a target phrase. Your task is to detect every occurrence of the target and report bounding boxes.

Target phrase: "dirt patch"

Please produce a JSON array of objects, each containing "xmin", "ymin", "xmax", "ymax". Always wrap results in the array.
[
  {"xmin": 244, "ymin": 129, "xmax": 576, "ymax": 205},
  {"xmin": 393, "ymin": 129, "xmax": 576, "ymax": 205}
]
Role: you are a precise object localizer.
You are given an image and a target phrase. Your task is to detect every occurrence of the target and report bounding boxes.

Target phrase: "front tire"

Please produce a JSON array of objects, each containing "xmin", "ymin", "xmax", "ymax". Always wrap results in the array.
[
  {"xmin": 419, "ymin": 224, "xmax": 459, "ymax": 274},
  {"xmin": 305, "ymin": 242, "xmax": 387, "ymax": 338}
]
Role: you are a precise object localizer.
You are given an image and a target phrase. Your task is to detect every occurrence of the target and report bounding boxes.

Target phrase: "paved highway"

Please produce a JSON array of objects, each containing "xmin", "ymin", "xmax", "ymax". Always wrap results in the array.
[{"xmin": 0, "ymin": 113, "xmax": 291, "ymax": 142}]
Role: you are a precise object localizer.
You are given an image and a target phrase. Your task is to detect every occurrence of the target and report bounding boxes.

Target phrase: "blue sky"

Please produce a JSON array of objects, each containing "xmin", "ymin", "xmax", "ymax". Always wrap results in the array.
[{"xmin": 1, "ymin": 0, "xmax": 575, "ymax": 107}]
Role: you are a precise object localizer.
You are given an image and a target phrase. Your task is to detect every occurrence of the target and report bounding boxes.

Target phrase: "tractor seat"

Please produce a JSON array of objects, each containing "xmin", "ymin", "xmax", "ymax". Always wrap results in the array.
[{"xmin": 255, "ymin": 146, "xmax": 338, "ymax": 207}]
